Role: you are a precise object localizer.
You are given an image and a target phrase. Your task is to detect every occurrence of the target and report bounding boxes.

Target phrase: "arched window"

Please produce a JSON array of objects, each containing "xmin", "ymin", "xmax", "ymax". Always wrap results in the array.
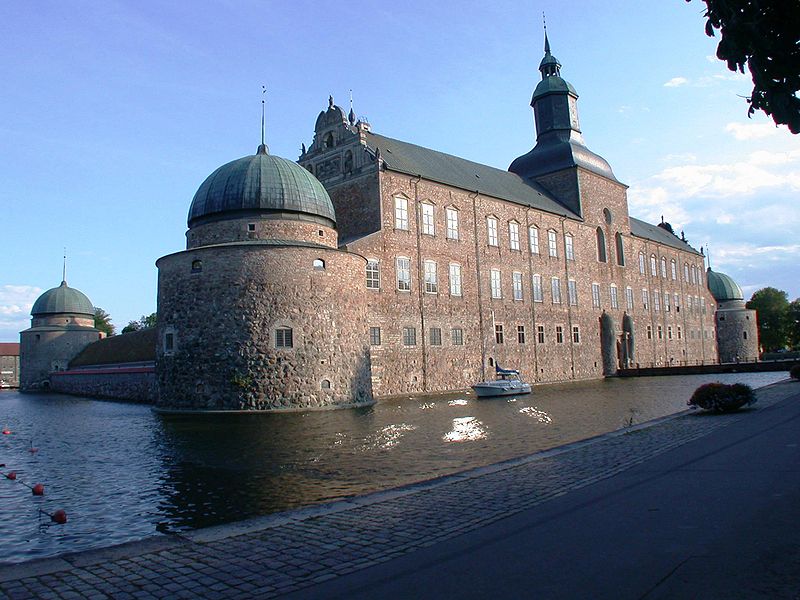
[
  {"xmin": 671, "ymin": 259, "xmax": 677, "ymax": 280},
  {"xmin": 638, "ymin": 252, "xmax": 645, "ymax": 274},
  {"xmin": 313, "ymin": 259, "xmax": 325, "ymax": 270},
  {"xmin": 650, "ymin": 254, "xmax": 657, "ymax": 276},
  {"xmin": 321, "ymin": 379, "xmax": 331, "ymax": 390},
  {"xmin": 603, "ymin": 208, "xmax": 613, "ymax": 224},
  {"xmin": 615, "ymin": 233, "xmax": 625, "ymax": 266},
  {"xmin": 323, "ymin": 132, "xmax": 334, "ymax": 149},
  {"xmin": 191, "ymin": 260, "xmax": 203, "ymax": 273},
  {"xmin": 660, "ymin": 257, "xmax": 667, "ymax": 278},
  {"xmin": 344, "ymin": 150, "xmax": 353, "ymax": 173},
  {"xmin": 596, "ymin": 227, "xmax": 607, "ymax": 262},
  {"xmin": 564, "ymin": 233, "xmax": 574, "ymax": 260}
]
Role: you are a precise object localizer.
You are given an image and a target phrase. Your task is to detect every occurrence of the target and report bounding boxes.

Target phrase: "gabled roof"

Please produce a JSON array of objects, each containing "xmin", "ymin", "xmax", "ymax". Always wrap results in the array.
[
  {"xmin": 0, "ymin": 343, "xmax": 20, "ymax": 356},
  {"xmin": 629, "ymin": 218, "xmax": 702, "ymax": 255},
  {"xmin": 364, "ymin": 132, "xmax": 580, "ymax": 219}
]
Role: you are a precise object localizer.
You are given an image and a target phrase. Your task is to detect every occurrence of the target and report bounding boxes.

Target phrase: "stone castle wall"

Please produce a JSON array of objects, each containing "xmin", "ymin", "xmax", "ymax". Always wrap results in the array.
[
  {"xmin": 156, "ymin": 242, "xmax": 372, "ymax": 410},
  {"xmin": 716, "ymin": 301, "xmax": 759, "ymax": 363},
  {"xmin": 49, "ymin": 365, "xmax": 157, "ymax": 403},
  {"xmin": 187, "ymin": 218, "xmax": 338, "ymax": 249},
  {"xmin": 20, "ymin": 323, "xmax": 102, "ymax": 390}
]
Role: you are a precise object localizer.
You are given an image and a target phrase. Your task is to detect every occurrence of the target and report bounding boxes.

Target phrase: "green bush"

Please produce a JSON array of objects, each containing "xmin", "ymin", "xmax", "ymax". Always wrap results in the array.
[
  {"xmin": 688, "ymin": 382, "xmax": 757, "ymax": 412},
  {"xmin": 790, "ymin": 363, "xmax": 800, "ymax": 381}
]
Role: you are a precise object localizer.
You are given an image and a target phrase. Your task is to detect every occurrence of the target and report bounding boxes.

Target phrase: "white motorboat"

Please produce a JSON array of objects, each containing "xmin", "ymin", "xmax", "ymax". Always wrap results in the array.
[{"xmin": 471, "ymin": 365, "xmax": 532, "ymax": 398}]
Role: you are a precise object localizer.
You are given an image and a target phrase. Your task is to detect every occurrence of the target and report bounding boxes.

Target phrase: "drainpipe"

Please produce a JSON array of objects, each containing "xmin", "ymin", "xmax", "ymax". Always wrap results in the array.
[
  {"xmin": 471, "ymin": 191, "xmax": 486, "ymax": 381},
  {"xmin": 561, "ymin": 216, "xmax": 576, "ymax": 379},
  {"xmin": 411, "ymin": 174, "xmax": 428, "ymax": 391},
  {"xmin": 525, "ymin": 209, "xmax": 539, "ymax": 381}
]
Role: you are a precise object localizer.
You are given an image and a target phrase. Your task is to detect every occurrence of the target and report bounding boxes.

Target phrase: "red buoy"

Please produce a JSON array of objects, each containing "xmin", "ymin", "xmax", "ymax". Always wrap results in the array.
[
  {"xmin": 5, "ymin": 471, "xmax": 16, "ymax": 480},
  {"xmin": 32, "ymin": 483, "xmax": 44, "ymax": 496},
  {"xmin": 51, "ymin": 510, "xmax": 67, "ymax": 524},
  {"xmin": 2, "ymin": 428, "xmax": 10, "ymax": 435}
]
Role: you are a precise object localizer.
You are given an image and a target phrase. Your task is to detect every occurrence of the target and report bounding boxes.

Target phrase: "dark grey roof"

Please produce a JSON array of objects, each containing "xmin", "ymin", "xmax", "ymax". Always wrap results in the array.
[
  {"xmin": 364, "ymin": 132, "xmax": 579, "ymax": 219},
  {"xmin": 188, "ymin": 146, "xmax": 336, "ymax": 227},
  {"xmin": 70, "ymin": 328, "xmax": 156, "ymax": 367},
  {"xmin": 31, "ymin": 281, "xmax": 94, "ymax": 317},
  {"xmin": 629, "ymin": 217, "xmax": 701, "ymax": 254}
]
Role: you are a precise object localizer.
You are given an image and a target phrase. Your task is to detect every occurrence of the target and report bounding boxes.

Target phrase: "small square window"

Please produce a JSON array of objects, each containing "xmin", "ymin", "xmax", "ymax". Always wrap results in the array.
[
  {"xmin": 276, "ymin": 327, "xmax": 293, "ymax": 348},
  {"xmin": 403, "ymin": 327, "xmax": 417, "ymax": 346},
  {"xmin": 248, "ymin": 223, "xmax": 256, "ymax": 232},
  {"xmin": 451, "ymin": 328, "xmax": 464, "ymax": 345}
]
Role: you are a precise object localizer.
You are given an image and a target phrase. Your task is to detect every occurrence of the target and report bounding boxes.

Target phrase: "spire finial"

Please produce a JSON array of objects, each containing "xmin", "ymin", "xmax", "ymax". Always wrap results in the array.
[
  {"xmin": 328, "ymin": 95, "xmax": 334, "ymax": 108},
  {"xmin": 543, "ymin": 12, "xmax": 550, "ymax": 54},
  {"xmin": 62, "ymin": 247, "xmax": 67, "ymax": 284},
  {"xmin": 257, "ymin": 85, "xmax": 269, "ymax": 154},
  {"xmin": 348, "ymin": 89, "xmax": 356, "ymax": 125}
]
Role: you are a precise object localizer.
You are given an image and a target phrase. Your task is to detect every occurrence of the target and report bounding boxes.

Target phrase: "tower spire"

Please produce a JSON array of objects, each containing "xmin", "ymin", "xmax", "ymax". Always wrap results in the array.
[
  {"xmin": 62, "ymin": 247, "xmax": 67, "ymax": 284},
  {"xmin": 258, "ymin": 85, "xmax": 269, "ymax": 154},
  {"xmin": 348, "ymin": 89, "xmax": 356, "ymax": 126},
  {"xmin": 543, "ymin": 12, "xmax": 550, "ymax": 54}
]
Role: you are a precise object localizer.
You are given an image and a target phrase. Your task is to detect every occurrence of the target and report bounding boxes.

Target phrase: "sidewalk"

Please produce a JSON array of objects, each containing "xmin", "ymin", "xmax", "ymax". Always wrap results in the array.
[{"xmin": 1, "ymin": 381, "xmax": 798, "ymax": 599}]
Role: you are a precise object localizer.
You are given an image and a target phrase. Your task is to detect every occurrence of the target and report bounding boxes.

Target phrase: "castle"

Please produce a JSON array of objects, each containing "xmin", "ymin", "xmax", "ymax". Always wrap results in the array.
[{"xmin": 19, "ymin": 37, "xmax": 759, "ymax": 410}]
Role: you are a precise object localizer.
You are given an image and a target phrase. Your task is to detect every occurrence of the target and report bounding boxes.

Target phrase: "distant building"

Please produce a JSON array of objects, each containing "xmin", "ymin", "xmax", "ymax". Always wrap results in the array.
[
  {"xmin": 707, "ymin": 268, "xmax": 759, "ymax": 362},
  {"xmin": 19, "ymin": 280, "xmax": 102, "ymax": 390},
  {"xmin": 0, "ymin": 343, "xmax": 20, "ymax": 388}
]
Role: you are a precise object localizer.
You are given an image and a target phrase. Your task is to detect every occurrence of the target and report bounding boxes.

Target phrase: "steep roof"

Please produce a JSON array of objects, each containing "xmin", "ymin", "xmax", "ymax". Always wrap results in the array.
[
  {"xmin": 0, "ymin": 343, "xmax": 20, "ymax": 356},
  {"xmin": 707, "ymin": 268, "xmax": 744, "ymax": 301},
  {"xmin": 364, "ymin": 132, "xmax": 580, "ymax": 219},
  {"xmin": 31, "ymin": 281, "xmax": 95, "ymax": 317},
  {"xmin": 70, "ymin": 328, "xmax": 156, "ymax": 367},
  {"xmin": 629, "ymin": 218, "xmax": 702, "ymax": 255}
]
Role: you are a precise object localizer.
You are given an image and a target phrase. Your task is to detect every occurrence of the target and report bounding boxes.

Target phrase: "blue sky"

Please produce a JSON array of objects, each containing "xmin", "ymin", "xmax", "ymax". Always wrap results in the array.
[{"xmin": 1, "ymin": 1, "xmax": 798, "ymax": 341}]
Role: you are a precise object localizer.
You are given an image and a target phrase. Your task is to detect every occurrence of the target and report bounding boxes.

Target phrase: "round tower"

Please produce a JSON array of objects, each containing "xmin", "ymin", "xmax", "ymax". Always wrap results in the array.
[
  {"xmin": 707, "ymin": 268, "xmax": 759, "ymax": 362},
  {"xmin": 155, "ymin": 143, "xmax": 373, "ymax": 411},
  {"xmin": 20, "ymin": 280, "xmax": 102, "ymax": 390}
]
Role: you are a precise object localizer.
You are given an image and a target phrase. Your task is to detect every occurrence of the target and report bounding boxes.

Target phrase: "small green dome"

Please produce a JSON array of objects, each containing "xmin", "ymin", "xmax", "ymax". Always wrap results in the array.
[
  {"xmin": 31, "ymin": 281, "xmax": 94, "ymax": 317},
  {"xmin": 188, "ymin": 145, "xmax": 336, "ymax": 227},
  {"xmin": 533, "ymin": 75, "xmax": 578, "ymax": 99},
  {"xmin": 707, "ymin": 268, "xmax": 744, "ymax": 301}
]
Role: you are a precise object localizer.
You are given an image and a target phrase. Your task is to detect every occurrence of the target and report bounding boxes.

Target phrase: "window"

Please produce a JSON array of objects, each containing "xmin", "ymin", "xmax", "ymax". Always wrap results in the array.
[
  {"xmin": 512, "ymin": 272, "xmax": 523, "ymax": 301},
  {"xmin": 509, "ymin": 221, "xmax": 520, "ymax": 250},
  {"xmin": 403, "ymin": 327, "xmax": 417, "ymax": 346},
  {"xmin": 517, "ymin": 325, "xmax": 526, "ymax": 344},
  {"xmin": 592, "ymin": 283, "xmax": 601, "ymax": 308},
  {"xmin": 424, "ymin": 260, "xmax": 438, "ymax": 293},
  {"xmin": 495, "ymin": 324, "xmax": 504, "ymax": 344},
  {"xmin": 568, "ymin": 279, "xmax": 578, "ymax": 306},
  {"xmin": 487, "ymin": 217, "xmax": 499, "ymax": 246},
  {"xmin": 639, "ymin": 252, "xmax": 646, "ymax": 274},
  {"xmin": 313, "ymin": 258, "xmax": 325, "ymax": 270},
  {"xmin": 572, "ymin": 326, "xmax": 581, "ymax": 343},
  {"xmin": 276, "ymin": 327, "xmax": 293, "ymax": 348},
  {"xmin": 565, "ymin": 233, "xmax": 574, "ymax": 260},
  {"xmin": 548, "ymin": 230, "xmax": 558, "ymax": 257},
  {"xmin": 452, "ymin": 328, "xmax": 464, "ymax": 345},
  {"xmin": 667, "ymin": 326, "xmax": 673, "ymax": 340},
  {"xmin": 490, "ymin": 269, "xmax": 502, "ymax": 299},
  {"xmin": 370, "ymin": 327, "xmax": 381, "ymax": 346},
  {"xmin": 394, "ymin": 197, "xmax": 409, "ymax": 230},
  {"xmin": 164, "ymin": 332, "xmax": 175, "ymax": 353},
  {"xmin": 421, "ymin": 203, "xmax": 435, "ymax": 236},
  {"xmin": 537, "ymin": 324, "xmax": 545, "ymax": 344},
  {"xmin": 650, "ymin": 254, "xmax": 657, "ymax": 276},
  {"xmin": 610, "ymin": 284, "xmax": 619, "ymax": 309},
  {"xmin": 551, "ymin": 277, "xmax": 562, "ymax": 304},
  {"xmin": 366, "ymin": 260, "xmax": 380, "ymax": 289},
  {"xmin": 664, "ymin": 292, "xmax": 670, "ymax": 312},
  {"xmin": 396, "ymin": 257, "xmax": 411, "ymax": 291},
  {"xmin": 684, "ymin": 263, "xmax": 690, "ymax": 282},
  {"xmin": 677, "ymin": 326, "xmax": 682, "ymax": 340},
  {"xmin": 344, "ymin": 150, "xmax": 353, "ymax": 173},
  {"xmin": 653, "ymin": 291, "xmax": 661, "ymax": 312},
  {"xmin": 532, "ymin": 274, "xmax": 543, "ymax": 302},
  {"xmin": 191, "ymin": 259, "xmax": 202, "ymax": 273},
  {"xmin": 701, "ymin": 297, "xmax": 706, "ymax": 314},
  {"xmin": 660, "ymin": 257, "xmax": 667, "ymax": 278},
  {"xmin": 446, "ymin": 207, "xmax": 459, "ymax": 240},
  {"xmin": 647, "ymin": 325, "xmax": 653, "ymax": 340},
  {"xmin": 687, "ymin": 295, "xmax": 693, "ymax": 313},
  {"xmin": 247, "ymin": 223, "xmax": 256, "ymax": 232},
  {"xmin": 555, "ymin": 325, "xmax": 564, "ymax": 344},
  {"xmin": 671, "ymin": 259, "xmax": 677, "ymax": 280},
  {"xmin": 691, "ymin": 265, "xmax": 697, "ymax": 285},
  {"xmin": 430, "ymin": 327, "xmax": 442, "ymax": 346},
  {"xmin": 626, "ymin": 286, "xmax": 634, "ymax": 310},
  {"xmin": 321, "ymin": 379, "xmax": 331, "ymax": 390},
  {"xmin": 449, "ymin": 263, "xmax": 462, "ymax": 296},
  {"xmin": 657, "ymin": 325, "xmax": 663, "ymax": 340},
  {"xmin": 674, "ymin": 293, "xmax": 680, "ymax": 312},
  {"xmin": 529, "ymin": 226, "xmax": 540, "ymax": 254},
  {"xmin": 615, "ymin": 232, "xmax": 625, "ymax": 266},
  {"xmin": 596, "ymin": 228, "xmax": 607, "ymax": 262},
  {"xmin": 642, "ymin": 289, "xmax": 649, "ymax": 311}
]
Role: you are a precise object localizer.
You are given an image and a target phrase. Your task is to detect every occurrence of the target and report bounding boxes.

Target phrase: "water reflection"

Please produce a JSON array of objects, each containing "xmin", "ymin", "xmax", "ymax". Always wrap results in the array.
[{"xmin": 0, "ymin": 371, "xmax": 787, "ymax": 563}]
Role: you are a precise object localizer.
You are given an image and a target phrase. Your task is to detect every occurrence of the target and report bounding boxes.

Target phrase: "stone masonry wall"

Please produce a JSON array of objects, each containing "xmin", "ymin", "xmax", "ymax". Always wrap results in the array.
[
  {"xmin": 716, "ymin": 302, "xmax": 759, "ymax": 363},
  {"xmin": 49, "ymin": 367, "xmax": 157, "ymax": 403},
  {"xmin": 20, "ymin": 324, "xmax": 103, "ymax": 391},
  {"xmin": 156, "ymin": 242, "xmax": 372, "ymax": 411},
  {"xmin": 187, "ymin": 218, "xmax": 338, "ymax": 249}
]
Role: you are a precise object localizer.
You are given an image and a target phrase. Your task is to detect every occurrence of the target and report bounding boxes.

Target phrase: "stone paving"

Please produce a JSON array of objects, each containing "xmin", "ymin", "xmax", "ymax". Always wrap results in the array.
[{"xmin": 0, "ymin": 382, "xmax": 795, "ymax": 599}]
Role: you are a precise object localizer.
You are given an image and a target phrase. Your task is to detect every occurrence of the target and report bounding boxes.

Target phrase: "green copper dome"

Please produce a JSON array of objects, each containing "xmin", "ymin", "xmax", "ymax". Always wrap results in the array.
[
  {"xmin": 188, "ymin": 145, "xmax": 336, "ymax": 227},
  {"xmin": 707, "ymin": 268, "xmax": 744, "ymax": 301},
  {"xmin": 31, "ymin": 281, "xmax": 94, "ymax": 317}
]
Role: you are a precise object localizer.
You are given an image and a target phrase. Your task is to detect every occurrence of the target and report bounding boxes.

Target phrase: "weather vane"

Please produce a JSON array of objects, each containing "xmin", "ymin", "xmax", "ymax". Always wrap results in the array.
[{"xmin": 261, "ymin": 85, "xmax": 266, "ymax": 147}]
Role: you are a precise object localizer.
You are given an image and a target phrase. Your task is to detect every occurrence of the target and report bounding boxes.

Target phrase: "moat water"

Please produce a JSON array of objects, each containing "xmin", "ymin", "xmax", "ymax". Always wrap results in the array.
[{"xmin": 0, "ymin": 372, "xmax": 787, "ymax": 563}]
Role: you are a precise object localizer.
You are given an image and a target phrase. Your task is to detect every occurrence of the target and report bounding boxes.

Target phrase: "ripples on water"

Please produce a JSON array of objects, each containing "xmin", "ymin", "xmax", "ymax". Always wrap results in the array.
[{"xmin": 0, "ymin": 372, "xmax": 787, "ymax": 563}]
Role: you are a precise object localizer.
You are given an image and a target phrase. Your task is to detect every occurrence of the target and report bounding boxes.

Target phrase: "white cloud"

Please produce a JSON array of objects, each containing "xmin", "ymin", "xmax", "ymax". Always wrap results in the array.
[
  {"xmin": 664, "ymin": 77, "xmax": 688, "ymax": 88},
  {"xmin": 663, "ymin": 153, "xmax": 697, "ymax": 163},
  {"xmin": 0, "ymin": 285, "xmax": 41, "ymax": 341},
  {"xmin": 725, "ymin": 122, "xmax": 778, "ymax": 141}
]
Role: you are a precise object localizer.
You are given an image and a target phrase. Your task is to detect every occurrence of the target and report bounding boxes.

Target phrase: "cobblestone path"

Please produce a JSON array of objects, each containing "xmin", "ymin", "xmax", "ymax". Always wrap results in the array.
[{"xmin": 0, "ymin": 382, "xmax": 795, "ymax": 599}]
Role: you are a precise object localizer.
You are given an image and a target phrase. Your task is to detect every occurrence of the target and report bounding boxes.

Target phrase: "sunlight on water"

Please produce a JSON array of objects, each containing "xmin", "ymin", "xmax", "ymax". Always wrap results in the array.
[
  {"xmin": 443, "ymin": 417, "xmax": 487, "ymax": 442},
  {"xmin": 518, "ymin": 407, "xmax": 553, "ymax": 423},
  {"xmin": 361, "ymin": 424, "xmax": 417, "ymax": 450},
  {"xmin": 448, "ymin": 399, "xmax": 469, "ymax": 406}
]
